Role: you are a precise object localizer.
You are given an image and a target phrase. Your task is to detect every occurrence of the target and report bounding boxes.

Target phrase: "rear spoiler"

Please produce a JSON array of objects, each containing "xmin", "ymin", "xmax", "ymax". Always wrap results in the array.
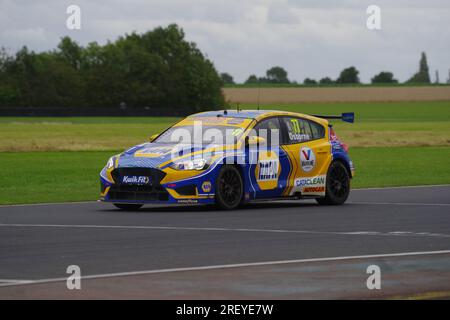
[{"xmin": 312, "ymin": 112, "xmax": 354, "ymax": 123}]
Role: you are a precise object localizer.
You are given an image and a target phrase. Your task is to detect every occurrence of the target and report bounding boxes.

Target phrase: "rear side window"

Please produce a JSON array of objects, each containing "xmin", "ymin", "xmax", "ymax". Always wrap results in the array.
[
  {"xmin": 308, "ymin": 120, "xmax": 325, "ymax": 140},
  {"xmin": 281, "ymin": 117, "xmax": 313, "ymax": 143}
]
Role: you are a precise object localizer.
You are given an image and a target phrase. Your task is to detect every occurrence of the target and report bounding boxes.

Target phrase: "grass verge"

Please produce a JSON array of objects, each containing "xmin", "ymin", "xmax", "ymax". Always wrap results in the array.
[
  {"xmin": 0, "ymin": 147, "xmax": 449, "ymax": 205},
  {"xmin": 0, "ymin": 101, "xmax": 448, "ymax": 151}
]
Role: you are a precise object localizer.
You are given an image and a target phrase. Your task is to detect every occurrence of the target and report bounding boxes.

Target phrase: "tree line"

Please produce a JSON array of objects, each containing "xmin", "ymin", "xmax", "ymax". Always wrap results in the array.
[
  {"xmin": 0, "ymin": 24, "xmax": 224, "ymax": 110},
  {"xmin": 221, "ymin": 52, "xmax": 435, "ymax": 85}
]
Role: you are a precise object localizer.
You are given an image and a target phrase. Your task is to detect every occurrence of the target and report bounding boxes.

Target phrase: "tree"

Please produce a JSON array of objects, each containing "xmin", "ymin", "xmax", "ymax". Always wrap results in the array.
[
  {"xmin": 336, "ymin": 66, "xmax": 360, "ymax": 84},
  {"xmin": 266, "ymin": 66, "xmax": 289, "ymax": 83},
  {"xmin": 407, "ymin": 52, "xmax": 431, "ymax": 83},
  {"xmin": 319, "ymin": 77, "xmax": 334, "ymax": 85},
  {"xmin": 303, "ymin": 78, "xmax": 317, "ymax": 85},
  {"xmin": 0, "ymin": 24, "xmax": 225, "ymax": 111},
  {"xmin": 57, "ymin": 37, "xmax": 82, "ymax": 69},
  {"xmin": 220, "ymin": 73, "xmax": 234, "ymax": 84},
  {"xmin": 371, "ymin": 71, "xmax": 398, "ymax": 84},
  {"xmin": 245, "ymin": 74, "xmax": 259, "ymax": 84}
]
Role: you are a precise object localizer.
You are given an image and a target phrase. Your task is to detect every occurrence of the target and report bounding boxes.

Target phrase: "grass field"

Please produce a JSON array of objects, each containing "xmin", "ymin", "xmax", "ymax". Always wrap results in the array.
[
  {"xmin": 0, "ymin": 101, "xmax": 449, "ymax": 204},
  {"xmin": 1, "ymin": 101, "xmax": 449, "ymax": 152},
  {"xmin": 0, "ymin": 147, "xmax": 449, "ymax": 205}
]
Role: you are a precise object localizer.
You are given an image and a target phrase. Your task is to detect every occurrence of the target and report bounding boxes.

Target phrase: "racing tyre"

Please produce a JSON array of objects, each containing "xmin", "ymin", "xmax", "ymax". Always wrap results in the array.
[
  {"xmin": 215, "ymin": 165, "xmax": 244, "ymax": 210},
  {"xmin": 113, "ymin": 203, "xmax": 143, "ymax": 211},
  {"xmin": 316, "ymin": 161, "xmax": 350, "ymax": 205}
]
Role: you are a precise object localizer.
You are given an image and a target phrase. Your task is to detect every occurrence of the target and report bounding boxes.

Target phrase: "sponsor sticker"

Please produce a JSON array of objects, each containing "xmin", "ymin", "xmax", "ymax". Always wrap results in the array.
[
  {"xmin": 295, "ymin": 175, "xmax": 325, "ymax": 187},
  {"xmin": 257, "ymin": 160, "xmax": 279, "ymax": 181},
  {"xmin": 202, "ymin": 181, "xmax": 212, "ymax": 193},
  {"xmin": 135, "ymin": 146, "xmax": 172, "ymax": 157},
  {"xmin": 122, "ymin": 176, "xmax": 151, "ymax": 185},
  {"xmin": 303, "ymin": 186, "xmax": 325, "ymax": 193},
  {"xmin": 300, "ymin": 147, "xmax": 316, "ymax": 172},
  {"xmin": 177, "ymin": 199, "xmax": 198, "ymax": 204}
]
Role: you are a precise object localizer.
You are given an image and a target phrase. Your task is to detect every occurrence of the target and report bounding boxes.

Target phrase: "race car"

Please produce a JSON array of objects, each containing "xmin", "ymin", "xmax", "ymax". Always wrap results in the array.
[{"xmin": 100, "ymin": 110, "xmax": 355, "ymax": 210}]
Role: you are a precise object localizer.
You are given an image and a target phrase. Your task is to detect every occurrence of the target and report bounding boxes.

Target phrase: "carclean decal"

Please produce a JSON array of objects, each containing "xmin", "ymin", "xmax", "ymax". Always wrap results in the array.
[
  {"xmin": 300, "ymin": 147, "xmax": 316, "ymax": 172},
  {"xmin": 291, "ymin": 174, "xmax": 326, "ymax": 196},
  {"xmin": 295, "ymin": 175, "xmax": 325, "ymax": 187}
]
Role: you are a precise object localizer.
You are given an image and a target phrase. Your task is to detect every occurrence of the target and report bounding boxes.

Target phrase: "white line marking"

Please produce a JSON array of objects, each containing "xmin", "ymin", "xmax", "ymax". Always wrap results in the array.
[
  {"xmin": 1, "ymin": 223, "xmax": 449, "ymax": 238},
  {"xmin": 349, "ymin": 201, "xmax": 450, "ymax": 206},
  {"xmin": 1, "ymin": 250, "xmax": 450, "ymax": 288},
  {"xmin": 0, "ymin": 279, "xmax": 32, "ymax": 284}
]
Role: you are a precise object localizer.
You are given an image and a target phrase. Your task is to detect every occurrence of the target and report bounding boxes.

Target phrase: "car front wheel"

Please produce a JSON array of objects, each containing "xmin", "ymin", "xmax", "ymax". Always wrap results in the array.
[
  {"xmin": 316, "ymin": 161, "xmax": 350, "ymax": 205},
  {"xmin": 215, "ymin": 165, "xmax": 244, "ymax": 210}
]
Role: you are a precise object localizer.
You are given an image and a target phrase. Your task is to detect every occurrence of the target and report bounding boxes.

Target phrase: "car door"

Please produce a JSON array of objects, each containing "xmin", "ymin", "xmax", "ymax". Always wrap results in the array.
[
  {"xmin": 279, "ymin": 116, "xmax": 331, "ymax": 196},
  {"xmin": 249, "ymin": 117, "xmax": 290, "ymax": 199}
]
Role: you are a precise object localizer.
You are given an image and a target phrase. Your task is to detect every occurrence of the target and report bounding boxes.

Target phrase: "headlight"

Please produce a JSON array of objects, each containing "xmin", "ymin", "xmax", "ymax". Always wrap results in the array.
[
  {"xmin": 106, "ymin": 156, "xmax": 116, "ymax": 169},
  {"xmin": 170, "ymin": 158, "xmax": 208, "ymax": 171}
]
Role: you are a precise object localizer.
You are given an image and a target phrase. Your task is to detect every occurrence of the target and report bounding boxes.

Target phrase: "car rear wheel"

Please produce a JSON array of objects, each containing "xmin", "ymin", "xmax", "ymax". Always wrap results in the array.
[
  {"xmin": 113, "ymin": 203, "xmax": 143, "ymax": 211},
  {"xmin": 316, "ymin": 161, "xmax": 350, "ymax": 205},
  {"xmin": 215, "ymin": 165, "xmax": 244, "ymax": 210}
]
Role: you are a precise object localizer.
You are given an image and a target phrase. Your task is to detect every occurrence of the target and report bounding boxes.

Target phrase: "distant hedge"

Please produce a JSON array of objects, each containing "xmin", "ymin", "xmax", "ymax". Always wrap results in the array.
[{"xmin": 0, "ymin": 24, "xmax": 224, "ymax": 112}]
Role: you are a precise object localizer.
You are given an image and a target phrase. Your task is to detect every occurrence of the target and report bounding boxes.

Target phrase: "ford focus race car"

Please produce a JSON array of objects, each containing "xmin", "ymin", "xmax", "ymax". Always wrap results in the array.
[{"xmin": 100, "ymin": 110, "xmax": 355, "ymax": 210}]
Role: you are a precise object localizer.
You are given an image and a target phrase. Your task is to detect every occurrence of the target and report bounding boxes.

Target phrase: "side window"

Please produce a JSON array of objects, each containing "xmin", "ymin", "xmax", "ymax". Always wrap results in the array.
[
  {"xmin": 308, "ymin": 120, "xmax": 325, "ymax": 140},
  {"xmin": 253, "ymin": 117, "xmax": 282, "ymax": 145},
  {"xmin": 281, "ymin": 117, "xmax": 312, "ymax": 144}
]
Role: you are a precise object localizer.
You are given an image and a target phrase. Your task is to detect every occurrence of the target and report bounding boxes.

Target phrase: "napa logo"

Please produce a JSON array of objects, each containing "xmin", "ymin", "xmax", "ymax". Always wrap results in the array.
[
  {"xmin": 257, "ymin": 160, "xmax": 278, "ymax": 181},
  {"xmin": 300, "ymin": 147, "xmax": 316, "ymax": 172},
  {"xmin": 122, "ymin": 176, "xmax": 150, "ymax": 184},
  {"xmin": 201, "ymin": 181, "xmax": 212, "ymax": 193},
  {"xmin": 255, "ymin": 151, "xmax": 280, "ymax": 190}
]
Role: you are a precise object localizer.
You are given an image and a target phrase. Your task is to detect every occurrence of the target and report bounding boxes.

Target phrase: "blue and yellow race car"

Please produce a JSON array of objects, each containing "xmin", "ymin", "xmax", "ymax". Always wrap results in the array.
[{"xmin": 100, "ymin": 110, "xmax": 355, "ymax": 210}]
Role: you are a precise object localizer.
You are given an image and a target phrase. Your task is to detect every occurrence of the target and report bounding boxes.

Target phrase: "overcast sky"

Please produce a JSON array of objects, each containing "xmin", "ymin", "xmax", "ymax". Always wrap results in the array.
[{"xmin": 1, "ymin": 0, "xmax": 449, "ymax": 83}]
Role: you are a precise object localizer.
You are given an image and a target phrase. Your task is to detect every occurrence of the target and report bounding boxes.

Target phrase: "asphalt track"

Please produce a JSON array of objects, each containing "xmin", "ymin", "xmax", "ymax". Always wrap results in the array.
[{"xmin": 0, "ymin": 185, "xmax": 449, "ymax": 299}]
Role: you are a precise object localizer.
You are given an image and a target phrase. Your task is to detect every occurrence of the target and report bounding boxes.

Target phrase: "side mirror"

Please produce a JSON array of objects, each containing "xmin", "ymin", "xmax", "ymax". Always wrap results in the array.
[
  {"xmin": 245, "ymin": 136, "xmax": 266, "ymax": 147},
  {"xmin": 149, "ymin": 133, "xmax": 159, "ymax": 142}
]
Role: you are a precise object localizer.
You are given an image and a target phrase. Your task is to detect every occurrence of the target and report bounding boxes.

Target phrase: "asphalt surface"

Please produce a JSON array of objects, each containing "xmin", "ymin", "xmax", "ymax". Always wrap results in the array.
[{"xmin": 0, "ymin": 185, "xmax": 449, "ymax": 299}]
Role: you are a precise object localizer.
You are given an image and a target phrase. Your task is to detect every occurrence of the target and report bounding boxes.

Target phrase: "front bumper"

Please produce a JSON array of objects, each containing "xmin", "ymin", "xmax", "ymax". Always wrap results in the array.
[{"xmin": 100, "ymin": 166, "xmax": 217, "ymax": 205}]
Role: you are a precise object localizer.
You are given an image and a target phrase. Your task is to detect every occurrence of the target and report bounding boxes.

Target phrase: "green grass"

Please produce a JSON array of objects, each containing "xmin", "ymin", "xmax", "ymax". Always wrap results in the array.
[
  {"xmin": 350, "ymin": 147, "xmax": 450, "ymax": 188},
  {"xmin": 0, "ymin": 147, "xmax": 449, "ymax": 204},
  {"xmin": 0, "ymin": 101, "xmax": 449, "ymax": 204},
  {"xmin": 0, "ymin": 101, "xmax": 449, "ymax": 151}
]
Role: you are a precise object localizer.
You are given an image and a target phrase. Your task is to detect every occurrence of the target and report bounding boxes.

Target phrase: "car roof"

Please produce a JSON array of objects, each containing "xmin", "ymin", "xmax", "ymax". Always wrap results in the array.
[{"xmin": 190, "ymin": 110, "xmax": 329, "ymax": 126}]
